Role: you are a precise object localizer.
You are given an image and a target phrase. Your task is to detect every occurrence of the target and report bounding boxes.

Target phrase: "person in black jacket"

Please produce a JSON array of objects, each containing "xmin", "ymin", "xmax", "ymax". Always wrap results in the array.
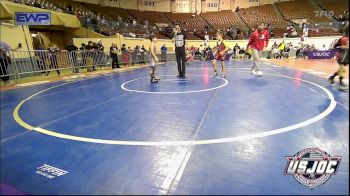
[
  {"xmin": 65, "ymin": 40, "xmax": 79, "ymax": 73},
  {"xmin": 110, "ymin": 43, "xmax": 120, "ymax": 69}
]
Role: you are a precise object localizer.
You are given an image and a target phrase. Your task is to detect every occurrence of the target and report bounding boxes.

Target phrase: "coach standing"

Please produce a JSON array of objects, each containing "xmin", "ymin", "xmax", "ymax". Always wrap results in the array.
[{"xmin": 172, "ymin": 23, "xmax": 187, "ymax": 78}]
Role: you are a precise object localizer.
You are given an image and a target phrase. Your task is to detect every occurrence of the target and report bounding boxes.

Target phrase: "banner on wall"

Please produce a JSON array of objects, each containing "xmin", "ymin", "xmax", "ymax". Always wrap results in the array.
[
  {"xmin": 15, "ymin": 12, "xmax": 51, "ymax": 25},
  {"xmin": 306, "ymin": 50, "xmax": 336, "ymax": 59}
]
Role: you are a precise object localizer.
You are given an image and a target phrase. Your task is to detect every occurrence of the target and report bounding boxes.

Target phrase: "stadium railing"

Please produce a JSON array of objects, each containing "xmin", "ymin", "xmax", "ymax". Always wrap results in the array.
[{"xmin": 0, "ymin": 50, "xmax": 176, "ymax": 82}]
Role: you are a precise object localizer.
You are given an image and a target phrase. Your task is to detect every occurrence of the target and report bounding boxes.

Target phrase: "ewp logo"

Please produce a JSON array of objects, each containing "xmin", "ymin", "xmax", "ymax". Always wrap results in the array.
[{"xmin": 15, "ymin": 12, "xmax": 51, "ymax": 25}]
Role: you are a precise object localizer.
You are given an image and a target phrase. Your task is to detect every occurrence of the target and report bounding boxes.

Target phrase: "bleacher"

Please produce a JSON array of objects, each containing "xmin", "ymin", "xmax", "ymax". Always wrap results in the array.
[
  {"xmin": 82, "ymin": 3, "xmax": 130, "ymax": 21},
  {"xmin": 13, "ymin": 0, "xmax": 58, "ymax": 11},
  {"xmin": 316, "ymin": 0, "xmax": 349, "ymax": 18},
  {"xmin": 127, "ymin": 10, "xmax": 170, "ymax": 24},
  {"xmin": 49, "ymin": 0, "xmax": 92, "ymax": 15},
  {"xmin": 164, "ymin": 13, "xmax": 208, "ymax": 31},
  {"xmin": 238, "ymin": 4, "xmax": 288, "ymax": 27},
  {"xmin": 201, "ymin": 10, "xmax": 242, "ymax": 29},
  {"xmin": 276, "ymin": 0, "xmax": 333, "ymax": 23}
]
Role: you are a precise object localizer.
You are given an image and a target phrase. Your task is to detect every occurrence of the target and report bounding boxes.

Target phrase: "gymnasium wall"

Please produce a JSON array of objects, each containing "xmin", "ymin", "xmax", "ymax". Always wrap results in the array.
[
  {"xmin": 120, "ymin": 0, "xmax": 139, "ymax": 10},
  {"xmin": 138, "ymin": 0, "xmax": 171, "ymax": 12},
  {"xmin": 233, "ymin": 0, "xmax": 259, "ymax": 9},
  {"xmin": 73, "ymin": 37, "xmax": 175, "ymax": 54},
  {"xmin": 0, "ymin": 22, "xmax": 34, "ymax": 51},
  {"xmin": 203, "ymin": 0, "xmax": 232, "ymax": 12},
  {"xmin": 220, "ymin": 0, "xmax": 232, "ymax": 10},
  {"xmin": 38, "ymin": 31, "xmax": 70, "ymax": 49},
  {"xmin": 174, "ymin": 0, "xmax": 191, "ymax": 13},
  {"xmin": 259, "ymin": 0, "xmax": 278, "ymax": 5},
  {"xmin": 102, "ymin": 0, "xmax": 120, "ymax": 8},
  {"xmin": 205, "ymin": 0, "xmax": 220, "ymax": 12}
]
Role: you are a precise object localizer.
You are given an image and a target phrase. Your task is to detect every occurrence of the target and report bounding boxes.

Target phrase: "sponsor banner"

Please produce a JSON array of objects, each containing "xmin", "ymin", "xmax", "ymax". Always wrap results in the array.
[
  {"xmin": 306, "ymin": 50, "xmax": 336, "ymax": 59},
  {"xmin": 15, "ymin": 12, "xmax": 51, "ymax": 25}
]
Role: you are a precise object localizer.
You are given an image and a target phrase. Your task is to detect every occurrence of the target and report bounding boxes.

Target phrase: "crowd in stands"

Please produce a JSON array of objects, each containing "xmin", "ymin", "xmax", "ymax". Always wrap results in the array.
[
  {"xmin": 335, "ymin": 11, "xmax": 350, "ymax": 22},
  {"xmin": 10, "ymin": 0, "xmax": 348, "ymax": 40}
]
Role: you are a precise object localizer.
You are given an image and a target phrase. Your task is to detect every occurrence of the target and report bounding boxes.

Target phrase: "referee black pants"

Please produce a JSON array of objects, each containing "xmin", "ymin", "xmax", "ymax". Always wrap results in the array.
[{"xmin": 175, "ymin": 47, "xmax": 186, "ymax": 77}]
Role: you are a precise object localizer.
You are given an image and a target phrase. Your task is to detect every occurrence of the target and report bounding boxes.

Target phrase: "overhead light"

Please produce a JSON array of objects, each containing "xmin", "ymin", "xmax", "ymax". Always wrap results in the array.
[{"xmin": 31, "ymin": 33, "xmax": 38, "ymax": 37}]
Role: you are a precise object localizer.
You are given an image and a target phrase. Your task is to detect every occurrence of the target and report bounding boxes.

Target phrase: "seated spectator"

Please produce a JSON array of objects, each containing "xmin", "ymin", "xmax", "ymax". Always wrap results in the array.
[
  {"xmin": 194, "ymin": 48, "xmax": 202, "ymax": 59},
  {"xmin": 186, "ymin": 47, "xmax": 194, "ymax": 63},
  {"xmin": 271, "ymin": 46, "xmax": 281, "ymax": 59},
  {"xmin": 320, "ymin": 44, "xmax": 327, "ymax": 51},
  {"xmin": 33, "ymin": 0, "xmax": 41, "ymax": 8},
  {"xmin": 310, "ymin": 44, "xmax": 317, "ymax": 51},
  {"xmin": 291, "ymin": 29, "xmax": 298, "ymax": 37},
  {"xmin": 245, "ymin": 48, "xmax": 252, "ymax": 60},
  {"xmin": 282, "ymin": 45, "xmax": 291, "ymax": 59},
  {"xmin": 160, "ymin": 44, "xmax": 167, "ymax": 62}
]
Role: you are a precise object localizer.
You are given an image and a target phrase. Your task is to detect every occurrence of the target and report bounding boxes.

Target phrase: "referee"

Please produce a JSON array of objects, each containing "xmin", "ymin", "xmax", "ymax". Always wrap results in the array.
[{"xmin": 172, "ymin": 23, "xmax": 187, "ymax": 78}]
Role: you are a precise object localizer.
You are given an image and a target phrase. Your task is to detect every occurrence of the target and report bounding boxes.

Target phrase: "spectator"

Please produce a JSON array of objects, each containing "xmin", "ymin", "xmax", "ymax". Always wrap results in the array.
[
  {"xmin": 279, "ymin": 41, "xmax": 286, "ymax": 52},
  {"xmin": 282, "ymin": 45, "xmax": 291, "ymax": 59},
  {"xmin": 160, "ymin": 44, "xmax": 168, "ymax": 62},
  {"xmin": 128, "ymin": 47, "xmax": 133, "ymax": 65},
  {"xmin": 271, "ymin": 46, "xmax": 281, "ymax": 59},
  {"xmin": 67, "ymin": 4, "xmax": 73, "ymax": 14},
  {"xmin": 233, "ymin": 43, "xmax": 240, "ymax": 58},
  {"xmin": 245, "ymin": 48, "xmax": 252, "ymax": 60},
  {"xmin": 96, "ymin": 40, "xmax": 106, "ymax": 67},
  {"xmin": 45, "ymin": 43, "xmax": 60, "ymax": 77},
  {"xmin": 121, "ymin": 44, "xmax": 128, "ymax": 66},
  {"xmin": 291, "ymin": 28, "xmax": 298, "ymax": 37},
  {"xmin": 110, "ymin": 43, "xmax": 120, "ymax": 69},
  {"xmin": 118, "ymin": 15, "xmax": 122, "ymax": 23},
  {"xmin": 79, "ymin": 43, "xmax": 86, "ymax": 50},
  {"xmin": 310, "ymin": 44, "xmax": 317, "ymax": 51},
  {"xmin": 131, "ymin": 46, "xmax": 137, "ymax": 65},
  {"xmin": 65, "ymin": 40, "xmax": 79, "ymax": 73},
  {"xmin": 35, "ymin": 44, "xmax": 46, "ymax": 72},
  {"xmin": 320, "ymin": 44, "xmax": 327, "ymax": 51},
  {"xmin": 140, "ymin": 45, "xmax": 146, "ymax": 65},
  {"xmin": 235, "ymin": 6, "xmax": 240, "ymax": 12},
  {"xmin": 84, "ymin": 41, "xmax": 97, "ymax": 71},
  {"xmin": 0, "ymin": 41, "xmax": 21, "ymax": 85},
  {"xmin": 33, "ymin": 0, "xmax": 41, "ymax": 8}
]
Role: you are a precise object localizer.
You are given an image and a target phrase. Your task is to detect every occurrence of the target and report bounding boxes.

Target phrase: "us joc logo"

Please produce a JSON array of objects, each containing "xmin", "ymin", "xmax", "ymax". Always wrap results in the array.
[{"xmin": 284, "ymin": 148, "xmax": 341, "ymax": 189}]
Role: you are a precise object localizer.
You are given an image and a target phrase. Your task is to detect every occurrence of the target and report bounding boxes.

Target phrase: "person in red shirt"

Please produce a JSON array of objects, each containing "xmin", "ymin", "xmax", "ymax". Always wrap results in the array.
[
  {"xmin": 246, "ymin": 22, "xmax": 269, "ymax": 76},
  {"xmin": 328, "ymin": 23, "xmax": 349, "ymax": 89},
  {"xmin": 212, "ymin": 31, "xmax": 228, "ymax": 78}
]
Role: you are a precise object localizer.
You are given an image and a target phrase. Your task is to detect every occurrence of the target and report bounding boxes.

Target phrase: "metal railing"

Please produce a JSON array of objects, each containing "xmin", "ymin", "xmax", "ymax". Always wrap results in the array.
[{"xmin": 0, "ymin": 50, "xmax": 176, "ymax": 82}]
